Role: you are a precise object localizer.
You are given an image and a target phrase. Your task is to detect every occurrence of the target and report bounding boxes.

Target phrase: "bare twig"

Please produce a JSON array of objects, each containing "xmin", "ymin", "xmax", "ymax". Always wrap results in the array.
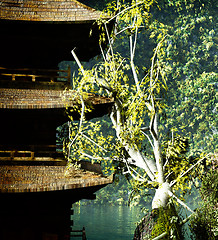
[
  {"xmin": 179, "ymin": 213, "xmax": 196, "ymax": 225},
  {"xmin": 165, "ymin": 170, "xmax": 173, "ymax": 180},
  {"xmin": 71, "ymin": 48, "xmax": 85, "ymax": 76},
  {"xmin": 99, "ymin": 43, "xmax": 107, "ymax": 62},
  {"xmin": 140, "ymin": 130, "xmax": 154, "ymax": 149},
  {"xmin": 168, "ymin": 191, "xmax": 194, "ymax": 214},
  {"xmin": 81, "ymin": 133, "xmax": 108, "ymax": 153},
  {"xmin": 123, "ymin": 159, "xmax": 146, "ymax": 182},
  {"xmin": 104, "ymin": 22, "xmax": 115, "ymax": 63},
  {"xmin": 150, "ymin": 36, "xmax": 167, "ymax": 86},
  {"xmin": 116, "ymin": 25, "xmax": 144, "ymax": 36}
]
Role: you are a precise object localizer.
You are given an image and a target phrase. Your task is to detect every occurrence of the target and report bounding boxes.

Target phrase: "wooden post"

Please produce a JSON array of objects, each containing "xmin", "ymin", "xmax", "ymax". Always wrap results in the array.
[
  {"xmin": 67, "ymin": 66, "xmax": 71, "ymax": 85},
  {"xmin": 10, "ymin": 151, "xmax": 15, "ymax": 160},
  {"xmin": 31, "ymin": 151, "xmax": 35, "ymax": 160},
  {"xmin": 82, "ymin": 227, "xmax": 86, "ymax": 240}
]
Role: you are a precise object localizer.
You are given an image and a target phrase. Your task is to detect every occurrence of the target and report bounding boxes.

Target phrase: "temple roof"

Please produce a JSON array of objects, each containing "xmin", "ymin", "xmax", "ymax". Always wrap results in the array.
[
  {"xmin": 0, "ymin": 165, "xmax": 113, "ymax": 193},
  {"xmin": 0, "ymin": 88, "xmax": 112, "ymax": 109},
  {"xmin": 0, "ymin": 1, "xmax": 112, "ymax": 67},
  {"xmin": 0, "ymin": 0, "xmax": 103, "ymax": 22}
]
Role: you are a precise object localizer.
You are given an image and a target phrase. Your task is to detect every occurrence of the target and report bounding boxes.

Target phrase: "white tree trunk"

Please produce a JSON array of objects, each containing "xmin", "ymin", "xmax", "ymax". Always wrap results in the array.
[
  {"xmin": 152, "ymin": 182, "xmax": 171, "ymax": 209},
  {"xmin": 126, "ymin": 147, "xmax": 157, "ymax": 180}
]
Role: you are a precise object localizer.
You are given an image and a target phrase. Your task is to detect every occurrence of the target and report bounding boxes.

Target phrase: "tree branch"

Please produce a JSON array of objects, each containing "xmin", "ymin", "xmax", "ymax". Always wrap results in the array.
[
  {"xmin": 150, "ymin": 35, "xmax": 167, "ymax": 87},
  {"xmin": 115, "ymin": 25, "xmax": 144, "ymax": 36},
  {"xmin": 105, "ymin": 1, "xmax": 144, "ymax": 24},
  {"xmin": 123, "ymin": 160, "xmax": 146, "ymax": 182},
  {"xmin": 170, "ymin": 155, "xmax": 209, "ymax": 187},
  {"xmin": 151, "ymin": 232, "xmax": 168, "ymax": 240},
  {"xmin": 130, "ymin": 34, "xmax": 140, "ymax": 92},
  {"xmin": 67, "ymin": 94, "xmax": 85, "ymax": 160},
  {"xmin": 168, "ymin": 191, "xmax": 194, "ymax": 214},
  {"xmin": 81, "ymin": 133, "xmax": 108, "ymax": 153},
  {"xmin": 133, "ymin": 26, "xmax": 138, "ymax": 59},
  {"xmin": 179, "ymin": 212, "xmax": 196, "ymax": 225},
  {"xmin": 140, "ymin": 130, "xmax": 154, "ymax": 149},
  {"xmin": 81, "ymin": 152, "xmax": 111, "ymax": 161},
  {"xmin": 104, "ymin": 22, "xmax": 115, "ymax": 63}
]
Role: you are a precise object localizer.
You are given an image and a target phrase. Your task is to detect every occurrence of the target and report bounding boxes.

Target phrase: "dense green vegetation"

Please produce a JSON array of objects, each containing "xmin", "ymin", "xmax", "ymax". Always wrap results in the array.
[{"xmin": 151, "ymin": 0, "xmax": 217, "ymax": 154}]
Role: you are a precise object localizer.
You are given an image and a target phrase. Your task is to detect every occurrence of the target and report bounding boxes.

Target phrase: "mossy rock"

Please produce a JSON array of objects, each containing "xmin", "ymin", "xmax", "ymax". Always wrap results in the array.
[
  {"xmin": 189, "ymin": 158, "xmax": 218, "ymax": 240},
  {"xmin": 151, "ymin": 203, "xmax": 183, "ymax": 240}
]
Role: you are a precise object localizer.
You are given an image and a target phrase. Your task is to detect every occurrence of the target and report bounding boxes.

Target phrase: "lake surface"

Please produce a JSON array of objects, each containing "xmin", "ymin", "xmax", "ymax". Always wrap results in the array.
[{"xmin": 71, "ymin": 205, "xmax": 143, "ymax": 240}]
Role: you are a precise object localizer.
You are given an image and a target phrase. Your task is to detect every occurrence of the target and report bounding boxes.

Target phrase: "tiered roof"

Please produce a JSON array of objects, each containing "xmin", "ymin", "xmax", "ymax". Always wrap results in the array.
[
  {"xmin": 0, "ymin": 88, "xmax": 113, "ymax": 109},
  {"xmin": 0, "ymin": 165, "xmax": 112, "ymax": 193},
  {"xmin": 0, "ymin": 1, "xmax": 114, "ymax": 196},
  {"xmin": 0, "ymin": 0, "xmax": 103, "ymax": 22}
]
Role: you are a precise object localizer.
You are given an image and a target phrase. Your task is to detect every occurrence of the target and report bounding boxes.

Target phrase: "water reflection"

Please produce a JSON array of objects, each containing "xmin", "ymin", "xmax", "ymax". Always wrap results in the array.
[{"xmin": 71, "ymin": 205, "xmax": 143, "ymax": 240}]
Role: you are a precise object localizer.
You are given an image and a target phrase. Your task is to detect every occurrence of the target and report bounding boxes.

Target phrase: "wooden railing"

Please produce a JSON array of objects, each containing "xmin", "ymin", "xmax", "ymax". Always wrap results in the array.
[
  {"xmin": 0, "ymin": 66, "xmax": 71, "ymax": 84},
  {"xmin": 0, "ymin": 145, "xmax": 64, "ymax": 162},
  {"xmin": 71, "ymin": 227, "xmax": 87, "ymax": 240}
]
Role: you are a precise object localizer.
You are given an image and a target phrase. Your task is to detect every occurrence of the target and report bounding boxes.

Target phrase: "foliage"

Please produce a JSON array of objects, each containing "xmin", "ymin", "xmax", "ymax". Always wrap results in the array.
[
  {"xmin": 149, "ymin": 0, "xmax": 217, "ymax": 153},
  {"xmin": 77, "ymin": 0, "xmax": 113, "ymax": 11}
]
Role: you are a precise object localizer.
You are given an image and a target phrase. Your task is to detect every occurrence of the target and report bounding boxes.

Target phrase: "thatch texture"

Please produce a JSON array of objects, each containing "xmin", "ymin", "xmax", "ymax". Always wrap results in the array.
[
  {"xmin": 0, "ymin": 0, "xmax": 104, "ymax": 22},
  {"xmin": 0, "ymin": 88, "xmax": 113, "ymax": 109},
  {"xmin": 0, "ymin": 165, "xmax": 113, "ymax": 193}
]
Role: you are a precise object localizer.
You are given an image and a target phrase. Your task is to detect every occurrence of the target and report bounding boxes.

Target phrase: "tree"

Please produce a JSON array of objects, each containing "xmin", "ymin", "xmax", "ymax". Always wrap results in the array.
[{"xmin": 63, "ymin": 0, "xmax": 213, "ymax": 238}]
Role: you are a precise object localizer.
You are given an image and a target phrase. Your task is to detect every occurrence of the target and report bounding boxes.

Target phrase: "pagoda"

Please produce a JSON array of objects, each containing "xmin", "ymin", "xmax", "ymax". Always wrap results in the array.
[{"xmin": 0, "ymin": 1, "xmax": 113, "ymax": 239}]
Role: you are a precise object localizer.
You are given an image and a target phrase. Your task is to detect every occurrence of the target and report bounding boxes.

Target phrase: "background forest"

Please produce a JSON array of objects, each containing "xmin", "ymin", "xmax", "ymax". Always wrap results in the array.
[{"xmin": 58, "ymin": 0, "xmax": 217, "ymax": 206}]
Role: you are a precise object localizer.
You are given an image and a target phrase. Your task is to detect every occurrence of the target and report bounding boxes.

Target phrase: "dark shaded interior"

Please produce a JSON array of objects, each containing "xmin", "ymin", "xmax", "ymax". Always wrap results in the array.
[
  {"xmin": 0, "ymin": 185, "xmax": 105, "ymax": 240},
  {"xmin": 0, "ymin": 20, "xmax": 111, "ymax": 69}
]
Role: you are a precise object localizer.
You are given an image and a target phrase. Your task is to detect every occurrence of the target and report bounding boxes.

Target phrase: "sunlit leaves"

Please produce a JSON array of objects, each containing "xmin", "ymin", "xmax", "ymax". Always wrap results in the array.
[{"xmin": 65, "ymin": 118, "xmax": 115, "ymax": 171}]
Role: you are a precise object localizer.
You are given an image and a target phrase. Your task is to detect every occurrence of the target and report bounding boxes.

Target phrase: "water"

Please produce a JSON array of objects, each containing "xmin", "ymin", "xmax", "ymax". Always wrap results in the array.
[{"xmin": 71, "ymin": 205, "xmax": 143, "ymax": 240}]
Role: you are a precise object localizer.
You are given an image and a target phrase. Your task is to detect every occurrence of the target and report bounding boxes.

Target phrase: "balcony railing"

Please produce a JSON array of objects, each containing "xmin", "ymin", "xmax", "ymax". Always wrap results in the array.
[
  {"xmin": 0, "ymin": 66, "xmax": 71, "ymax": 88},
  {"xmin": 0, "ymin": 144, "xmax": 65, "ymax": 165}
]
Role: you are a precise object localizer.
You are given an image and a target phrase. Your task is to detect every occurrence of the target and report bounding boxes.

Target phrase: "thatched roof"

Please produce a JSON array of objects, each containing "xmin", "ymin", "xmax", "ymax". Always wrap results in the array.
[
  {"xmin": 0, "ymin": 88, "xmax": 113, "ymax": 109},
  {"xmin": 0, "ymin": 165, "xmax": 113, "ymax": 193},
  {"xmin": 0, "ymin": 0, "xmax": 104, "ymax": 22}
]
